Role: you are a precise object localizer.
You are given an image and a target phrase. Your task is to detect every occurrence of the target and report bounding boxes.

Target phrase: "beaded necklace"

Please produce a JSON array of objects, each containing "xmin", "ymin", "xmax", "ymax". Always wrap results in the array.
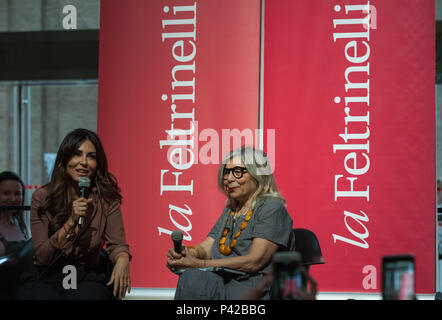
[{"xmin": 219, "ymin": 209, "xmax": 253, "ymax": 256}]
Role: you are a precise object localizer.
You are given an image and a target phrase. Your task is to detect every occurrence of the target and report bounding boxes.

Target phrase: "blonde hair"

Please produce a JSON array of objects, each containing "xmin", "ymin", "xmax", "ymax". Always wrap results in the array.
[{"xmin": 217, "ymin": 146, "xmax": 285, "ymax": 210}]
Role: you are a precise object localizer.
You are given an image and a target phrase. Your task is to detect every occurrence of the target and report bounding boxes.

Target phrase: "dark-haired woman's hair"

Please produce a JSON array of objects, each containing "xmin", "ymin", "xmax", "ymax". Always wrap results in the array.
[
  {"xmin": 0, "ymin": 171, "xmax": 28, "ymax": 239},
  {"xmin": 39, "ymin": 128, "xmax": 122, "ymax": 235}
]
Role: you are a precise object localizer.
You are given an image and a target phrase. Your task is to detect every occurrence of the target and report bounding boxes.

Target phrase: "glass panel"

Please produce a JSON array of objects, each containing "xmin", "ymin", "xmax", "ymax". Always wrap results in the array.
[
  {"xmin": 0, "ymin": 82, "xmax": 98, "ymax": 236},
  {"xmin": 30, "ymin": 83, "xmax": 99, "ymax": 190},
  {"xmin": 0, "ymin": 0, "xmax": 100, "ymax": 32}
]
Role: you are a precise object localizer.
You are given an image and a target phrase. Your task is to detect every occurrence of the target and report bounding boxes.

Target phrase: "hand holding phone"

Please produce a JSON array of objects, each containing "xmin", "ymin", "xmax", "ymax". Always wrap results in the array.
[
  {"xmin": 271, "ymin": 251, "xmax": 307, "ymax": 300},
  {"xmin": 382, "ymin": 254, "xmax": 415, "ymax": 300}
]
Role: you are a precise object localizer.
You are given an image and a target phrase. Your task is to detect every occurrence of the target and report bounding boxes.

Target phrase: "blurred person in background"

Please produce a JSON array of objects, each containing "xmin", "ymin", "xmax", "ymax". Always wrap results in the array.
[
  {"xmin": 0, "ymin": 171, "xmax": 28, "ymax": 257},
  {"xmin": 0, "ymin": 171, "xmax": 29, "ymax": 299}
]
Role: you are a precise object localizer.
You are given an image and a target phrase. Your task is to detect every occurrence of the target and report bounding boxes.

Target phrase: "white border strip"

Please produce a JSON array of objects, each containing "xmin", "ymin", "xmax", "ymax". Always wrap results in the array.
[
  {"xmin": 123, "ymin": 288, "xmax": 436, "ymax": 300},
  {"xmin": 124, "ymin": 288, "xmax": 176, "ymax": 300}
]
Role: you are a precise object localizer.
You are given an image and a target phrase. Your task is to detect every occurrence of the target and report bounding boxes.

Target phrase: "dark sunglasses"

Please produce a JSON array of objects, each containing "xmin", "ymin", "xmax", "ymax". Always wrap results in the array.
[{"xmin": 223, "ymin": 166, "xmax": 248, "ymax": 179}]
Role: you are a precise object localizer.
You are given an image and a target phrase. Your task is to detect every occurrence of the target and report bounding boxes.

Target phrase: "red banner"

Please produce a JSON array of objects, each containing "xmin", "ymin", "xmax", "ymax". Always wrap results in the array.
[
  {"xmin": 264, "ymin": 0, "xmax": 435, "ymax": 293},
  {"xmin": 98, "ymin": 0, "xmax": 435, "ymax": 293},
  {"xmin": 97, "ymin": 0, "xmax": 261, "ymax": 287}
]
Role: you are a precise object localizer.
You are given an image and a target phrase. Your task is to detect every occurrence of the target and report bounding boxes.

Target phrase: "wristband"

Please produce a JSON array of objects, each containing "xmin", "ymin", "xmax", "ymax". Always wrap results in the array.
[
  {"xmin": 63, "ymin": 223, "xmax": 75, "ymax": 238},
  {"xmin": 187, "ymin": 246, "xmax": 201, "ymax": 258}
]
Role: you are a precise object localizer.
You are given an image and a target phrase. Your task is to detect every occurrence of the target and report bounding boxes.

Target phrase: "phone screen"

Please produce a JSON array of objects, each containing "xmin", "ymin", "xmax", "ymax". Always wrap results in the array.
[
  {"xmin": 271, "ymin": 251, "xmax": 305, "ymax": 300},
  {"xmin": 382, "ymin": 255, "xmax": 415, "ymax": 300}
]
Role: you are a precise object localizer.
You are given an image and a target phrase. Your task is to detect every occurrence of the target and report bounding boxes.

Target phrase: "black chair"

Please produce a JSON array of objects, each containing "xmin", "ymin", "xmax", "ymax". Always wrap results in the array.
[
  {"xmin": 0, "ymin": 238, "xmax": 34, "ymax": 299},
  {"xmin": 266, "ymin": 228, "xmax": 324, "ymax": 299},
  {"xmin": 291, "ymin": 228, "xmax": 325, "ymax": 272}
]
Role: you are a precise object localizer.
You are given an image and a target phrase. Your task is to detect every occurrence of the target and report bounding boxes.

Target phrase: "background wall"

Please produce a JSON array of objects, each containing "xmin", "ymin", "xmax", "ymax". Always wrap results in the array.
[{"xmin": 0, "ymin": 0, "xmax": 99, "ymax": 190}]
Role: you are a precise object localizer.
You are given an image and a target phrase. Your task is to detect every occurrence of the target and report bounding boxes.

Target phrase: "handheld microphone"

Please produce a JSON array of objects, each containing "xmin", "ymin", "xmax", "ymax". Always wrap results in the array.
[
  {"xmin": 78, "ymin": 176, "xmax": 91, "ymax": 226},
  {"xmin": 171, "ymin": 230, "xmax": 183, "ymax": 254}
]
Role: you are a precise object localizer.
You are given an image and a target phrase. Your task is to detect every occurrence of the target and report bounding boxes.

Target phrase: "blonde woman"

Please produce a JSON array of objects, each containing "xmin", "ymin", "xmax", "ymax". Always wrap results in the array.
[{"xmin": 167, "ymin": 146, "xmax": 294, "ymax": 299}]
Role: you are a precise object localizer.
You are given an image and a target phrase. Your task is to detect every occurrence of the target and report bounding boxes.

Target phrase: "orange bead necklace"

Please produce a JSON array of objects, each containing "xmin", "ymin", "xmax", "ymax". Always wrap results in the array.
[{"xmin": 219, "ymin": 209, "xmax": 253, "ymax": 256}]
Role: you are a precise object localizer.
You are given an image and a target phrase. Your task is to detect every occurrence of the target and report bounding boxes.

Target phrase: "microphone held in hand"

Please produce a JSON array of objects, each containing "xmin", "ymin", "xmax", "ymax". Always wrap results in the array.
[
  {"xmin": 78, "ymin": 177, "xmax": 91, "ymax": 226},
  {"xmin": 171, "ymin": 230, "xmax": 183, "ymax": 254}
]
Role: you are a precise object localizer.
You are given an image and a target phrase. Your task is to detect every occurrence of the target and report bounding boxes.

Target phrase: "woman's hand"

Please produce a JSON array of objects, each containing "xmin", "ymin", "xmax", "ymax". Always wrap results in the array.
[
  {"xmin": 71, "ymin": 197, "xmax": 93, "ymax": 224},
  {"xmin": 107, "ymin": 253, "xmax": 131, "ymax": 299},
  {"xmin": 166, "ymin": 246, "xmax": 186, "ymax": 271},
  {"xmin": 166, "ymin": 238, "xmax": 215, "ymax": 272},
  {"xmin": 167, "ymin": 247, "xmax": 204, "ymax": 271}
]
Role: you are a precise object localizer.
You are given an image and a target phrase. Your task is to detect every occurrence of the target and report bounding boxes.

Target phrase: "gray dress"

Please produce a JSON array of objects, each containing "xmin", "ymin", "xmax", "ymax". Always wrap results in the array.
[{"xmin": 174, "ymin": 197, "xmax": 293, "ymax": 300}]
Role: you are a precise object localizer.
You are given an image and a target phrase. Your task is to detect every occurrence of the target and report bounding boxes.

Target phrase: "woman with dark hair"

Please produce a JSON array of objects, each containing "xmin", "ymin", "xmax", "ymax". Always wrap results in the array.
[
  {"xmin": 0, "ymin": 171, "xmax": 28, "ymax": 257},
  {"xmin": 0, "ymin": 171, "xmax": 29, "ymax": 299},
  {"xmin": 16, "ymin": 128, "xmax": 132, "ymax": 300},
  {"xmin": 167, "ymin": 146, "xmax": 294, "ymax": 299}
]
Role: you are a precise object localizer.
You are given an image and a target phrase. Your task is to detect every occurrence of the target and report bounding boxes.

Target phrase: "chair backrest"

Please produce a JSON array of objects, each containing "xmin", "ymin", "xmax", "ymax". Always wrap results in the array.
[{"xmin": 292, "ymin": 228, "xmax": 325, "ymax": 267}]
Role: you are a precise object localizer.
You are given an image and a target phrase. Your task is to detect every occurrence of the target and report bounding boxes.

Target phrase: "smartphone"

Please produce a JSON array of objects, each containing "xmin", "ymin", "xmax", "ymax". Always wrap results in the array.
[
  {"xmin": 382, "ymin": 254, "xmax": 415, "ymax": 300},
  {"xmin": 271, "ymin": 251, "xmax": 306, "ymax": 300}
]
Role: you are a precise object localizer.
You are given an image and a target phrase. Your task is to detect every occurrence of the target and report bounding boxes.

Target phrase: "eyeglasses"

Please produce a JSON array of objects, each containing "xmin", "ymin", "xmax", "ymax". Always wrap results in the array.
[{"xmin": 223, "ymin": 166, "xmax": 248, "ymax": 179}]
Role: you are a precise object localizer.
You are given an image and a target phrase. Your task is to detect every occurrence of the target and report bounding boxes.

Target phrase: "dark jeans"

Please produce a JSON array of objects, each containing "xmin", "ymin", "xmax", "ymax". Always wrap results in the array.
[{"xmin": 15, "ymin": 264, "xmax": 114, "ymax": 300}]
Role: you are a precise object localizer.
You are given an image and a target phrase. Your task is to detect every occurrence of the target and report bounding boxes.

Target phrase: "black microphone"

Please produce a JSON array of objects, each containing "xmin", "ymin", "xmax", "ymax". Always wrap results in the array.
[
  {"xmin": 78, "ymin": 176, "xmax": 91, "ymax": 226},
  {"xmin": 171, "ymin": 230, "xmax": 183, "ymax": 254}
]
